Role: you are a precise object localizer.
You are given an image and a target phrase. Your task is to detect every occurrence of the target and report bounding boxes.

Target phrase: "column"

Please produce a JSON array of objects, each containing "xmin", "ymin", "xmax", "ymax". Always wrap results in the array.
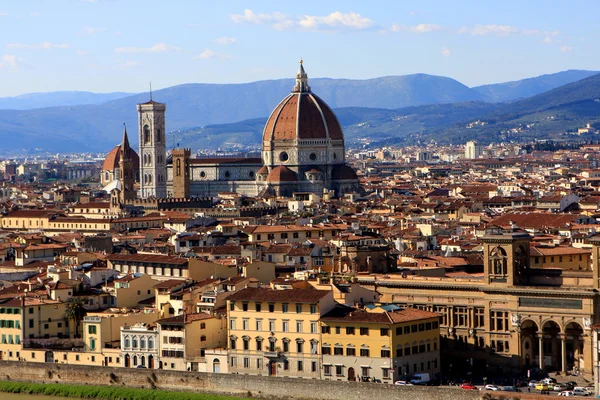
[
  {"xmin": 560, "ymin": 333, "xmax": 567, "ymax": 373},
  {"xmin": 537, "ymin": 331, "xmax": 544, "ymax": 369}
]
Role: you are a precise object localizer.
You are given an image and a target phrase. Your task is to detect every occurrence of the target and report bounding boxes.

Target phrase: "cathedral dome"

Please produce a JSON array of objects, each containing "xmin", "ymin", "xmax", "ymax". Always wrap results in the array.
[
  {"xmin": 266, "ymin": 165, "xmax": 297, "ymax": 183},
  {"xmin": 262, "ymin": 61, "xmax": 344, "ymax": 143},
  {"xmin": 331, "ymin": 164, "xmax": 359, "ymax": 180},
  {"xmin": 102, "ymin": 144, "xmax": 139, "ymax": 172}
]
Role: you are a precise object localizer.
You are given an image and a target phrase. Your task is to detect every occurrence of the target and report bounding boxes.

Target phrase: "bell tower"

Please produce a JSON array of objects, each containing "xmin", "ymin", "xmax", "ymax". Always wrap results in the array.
[
  {"xmin": 481, "ymin": 224, "xmax": 531, "ymax": 286},
  {"xmin": 137, "ymin": 97, "xmax": 167, "ymax": 198},
  {"xmin": 119, "ymin": 124, "xmax": 136, "ymax": 202}
]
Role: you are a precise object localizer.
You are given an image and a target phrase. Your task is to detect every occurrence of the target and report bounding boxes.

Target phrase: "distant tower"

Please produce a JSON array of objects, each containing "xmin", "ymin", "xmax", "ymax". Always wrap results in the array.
[
  {"xmin": 119, "ymin": 125, "xmax": 136, "ymax": 202},
  {"xmin": 137, "ymin": 97, "xmax": 167, "ymax": 198},
  {"xmin": 465, "ymin": 140, "xmax": 483, "ymax": 159},
  {"xmin": 172, "ymin": 148, "xmax": 191, "ymax": 198}
]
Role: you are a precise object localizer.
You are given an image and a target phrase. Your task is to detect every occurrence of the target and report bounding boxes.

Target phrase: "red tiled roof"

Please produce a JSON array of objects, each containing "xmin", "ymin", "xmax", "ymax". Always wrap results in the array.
[
  {"xmin": 227, "ymin": 287, "xmax": 330, "ymax": 303},
  {"xmin": 106, "ymin": 253, "xmax": 188, "ymax": 265}
]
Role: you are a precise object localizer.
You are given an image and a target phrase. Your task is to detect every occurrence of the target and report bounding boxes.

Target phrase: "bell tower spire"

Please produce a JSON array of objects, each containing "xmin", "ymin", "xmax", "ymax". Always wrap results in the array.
[{"xmin": 292, "ymin": 59, "xmax": 311, "ymax": 93}]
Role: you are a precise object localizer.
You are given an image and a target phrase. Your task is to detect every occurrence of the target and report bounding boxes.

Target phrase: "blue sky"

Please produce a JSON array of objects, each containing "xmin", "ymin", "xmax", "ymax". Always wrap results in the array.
[{"xmin": 0, "ymin": 0, "xmax": 597, "ymax": 96}]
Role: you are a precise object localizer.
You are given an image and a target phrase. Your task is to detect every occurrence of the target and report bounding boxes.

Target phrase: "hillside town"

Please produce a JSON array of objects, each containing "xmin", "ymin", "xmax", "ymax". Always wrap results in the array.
[{"xmin": 1, "ymin": 65, "xmax": 600, "ymax": 397}]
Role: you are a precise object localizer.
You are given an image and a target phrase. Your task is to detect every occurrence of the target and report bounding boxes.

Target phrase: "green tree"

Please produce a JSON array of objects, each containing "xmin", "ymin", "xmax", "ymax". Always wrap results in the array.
[{"xmin": 64, "ymin": 298, "xmax": 88, "ymax": 338}]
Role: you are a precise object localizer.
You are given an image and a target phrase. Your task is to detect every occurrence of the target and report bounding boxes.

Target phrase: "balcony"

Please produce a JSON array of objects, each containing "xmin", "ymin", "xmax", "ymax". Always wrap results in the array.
[{"xmin": 263, "ymin": 350, "xmax": 286, "ymax": 358}]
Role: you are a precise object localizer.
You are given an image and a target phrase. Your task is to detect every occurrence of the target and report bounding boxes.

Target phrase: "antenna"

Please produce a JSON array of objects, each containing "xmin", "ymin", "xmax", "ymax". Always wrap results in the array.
[{"xmin": 149, "ymin": 82, "xmax": 152, "ymax": 101}]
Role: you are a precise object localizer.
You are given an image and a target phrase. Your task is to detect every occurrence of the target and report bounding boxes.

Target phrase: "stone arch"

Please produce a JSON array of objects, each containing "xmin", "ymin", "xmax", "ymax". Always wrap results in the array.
[
  {"xmin": 490, "ymin": 246, "xmax": 508, "ymax": 276},
  {"xmin": 514, "ymin": 244, "xmax": 528, "ymax": 275},
  {"xmin": 564, "ymin": 321, "xmax": 584, "ymax": 372},
  {"xmin": 541, "ymin": 318, "xmax": 563, "ymax": 332},
  {"xmin": 540, "ymin": 320, "xmax": 561, "ymax": 371},
  {"xmin": 143, "ymin": 125, "xmax": 150, "ymax": 144},
  {"xmin": 520, "ymin": 319, "xmax": 539, "ymax": 368}
]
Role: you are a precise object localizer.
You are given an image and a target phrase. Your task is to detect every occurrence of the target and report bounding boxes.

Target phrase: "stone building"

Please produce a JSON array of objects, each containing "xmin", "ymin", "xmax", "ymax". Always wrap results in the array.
[
  {"xmin": 101, "ymin": 127, "xmax": 140, "ymax": 188},
  {"xmin": 101, "ymin": 61, "xmax": 361, "ymax": 200},
  {"xmin": 358, "ymin": 225, "xmax": 600, "ymax": 380}
]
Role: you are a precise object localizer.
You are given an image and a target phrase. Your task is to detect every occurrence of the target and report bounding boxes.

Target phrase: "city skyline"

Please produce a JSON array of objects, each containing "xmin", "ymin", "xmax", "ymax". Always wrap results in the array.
[{"xmin": 0, "ymin": 0, "xmax": 598, "ymax": 96}]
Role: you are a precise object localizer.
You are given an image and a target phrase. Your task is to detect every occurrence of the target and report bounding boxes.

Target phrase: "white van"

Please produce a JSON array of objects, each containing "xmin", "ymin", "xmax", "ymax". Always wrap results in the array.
[
  {"xmin": 410, "ymin": 373, "xmax": 431, "ymax": 385},
  {"xmin": 572, "ymin": 387, "xmax": 589, "ymax": 396}
]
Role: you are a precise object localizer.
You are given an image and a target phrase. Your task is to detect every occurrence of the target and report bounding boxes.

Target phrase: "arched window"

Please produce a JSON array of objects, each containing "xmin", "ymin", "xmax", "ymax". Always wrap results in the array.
[
  {"xmin": 132, "ymin": 337, "xmax": 138, "ymax": 348},
  {"xmin": 156, "ymin": 129, "xmax": 162, "ymax": 143},
  {"xmin": 515, "ymin": 245, "xmax": 528, "ymax": 274},
  {"xmin": 140, "ymin": 338, "xmax": 146, "ymax": 349},
  {"xmin": 124, "ymin": 336, "xmax": 130, "ymax": 348},
  {"xmin": 490, "ymin": 247, "xmax": 508, "ymax": 276},
  {"xmin": 148, "ymin": 337, "xmax": 154, "ymax": 349},
  {"xmin": 143, "ymin": 125, "xmax": 151, "ymax": 144}
]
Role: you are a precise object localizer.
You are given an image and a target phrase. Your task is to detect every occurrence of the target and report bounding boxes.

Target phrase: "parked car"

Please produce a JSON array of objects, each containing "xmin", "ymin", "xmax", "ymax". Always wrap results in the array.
[
  {"xmin": 484, "ymin": 384, "xmax": 500, "ymax": 391},
  {"xmin": 558, "ymin": 390, "xmax": 575, "ymax": 397},
  {"xmin": 554, "ymin": 383, "xmax": 568, "ymax": 391},
  {"xmin": 535, "ymin": 383, "xmax": 549, "ymax": 391},
  {"xmin": 541, "ymin": 377, "xmax": 557, "ymax": 384},
  {"xmin": 528, "ymin": 380, "xmax": 538, "ymax": 387},
  {"xmin": 572, "ymin": 387, "xmax": 589, "ymax": 396},
  {"xmin": 461, "ymin": 383, "xmax": 478, "ymax": 390},
  {"xmin": 502, "ymin": 386, "xmax": 521, "ymax": 392},
  {"xmin": 394, "ymin": 381, "xmax": 413, "ymax": 386}
]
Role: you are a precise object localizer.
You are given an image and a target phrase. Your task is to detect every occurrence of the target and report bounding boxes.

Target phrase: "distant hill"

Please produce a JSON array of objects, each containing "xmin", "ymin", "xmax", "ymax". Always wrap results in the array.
[
  {"xmin": 472, "ymin": 70, "xmax": 599, "ymax": 103},
  {"xmin": 410, "ymin": 73, "xmax": 600, "ymax": 145},
  {"xmin": 1, "ymin": 69, "xmax": 600, "ymax": 153},
  {"xmin": 0, "ymin": 91, "xmax": 133, "ymax": 110},
  {"xmin": 0, "ymin": 74, "xmax": 484, "ymax": 152},
  {"xmin": 174, "ymin": 102, "xmax": 501, "ymax": 150}
]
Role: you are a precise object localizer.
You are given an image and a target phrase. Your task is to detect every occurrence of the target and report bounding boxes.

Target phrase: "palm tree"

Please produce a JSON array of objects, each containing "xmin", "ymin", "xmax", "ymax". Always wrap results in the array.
[{"xmin": 64, "ymin": 298, "xmax": 88, "ymax": 338}]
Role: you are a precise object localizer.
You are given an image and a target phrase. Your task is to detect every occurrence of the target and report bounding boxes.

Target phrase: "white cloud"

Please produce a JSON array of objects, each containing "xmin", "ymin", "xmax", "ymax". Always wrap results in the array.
[
  {"xmin": 544, "ymin": 36, "xmax": 553, "ymax": 44},
  {"xmin": 6, "ymin": 42, "xmax": 69, "ymax": 49},
  {"xmin": 441, "ymin": 47, "xmax": 451, "ymax": 56},
  {"xmin": 30, "ymin": 11, "xmax": 41, "ymax": 17},
  {"xmin": 76, "ymin": 50, "xmax": 89, "ymax": 56},
  {"xmin": 0, "ymin": 12, "xmax": 8, "ymax": 17},
  {"xmin": 273, "ymin": 19, "xmax": 295, "ymax": 30},
  {"xmin": 215, "ymin": 36, "xmax": 237, "ymax": 45},
  {"xmin": 391, "ymin": 23, "xmax": 441, "ymax": 33},
  {"xmin": 231, "ymin": 9, "xmax": 374, "ymax": 31},
  {"xmin": 230, "ymin": 9, "xmax": 291, "ymax": 25},
  {"xmin": 115, "ymin": 42, "xmax": 181, "ymax": 53},
  {"xmin": 82, "ymin": 26, "xmax": 105, "ymax": 35},
  {"xmin": 560, "ymin": 45, "xmax": 573, "ymax": 53},
  {"xmin": 461, "ymin": 24, "xmax": 520, "ymax": 36},
  {"xmin": 298, "ymin": 11, "xmax": 374, "ymax": 30},
  {"xmin": 194, "ymin": 49, "xmax": 230, "ymax": 60},
  {"xmin": 0, "ymin": 54, "xmax": 24, "ymax": 69},
  {"xmin": 410, "ymin": 24, "xmax": 441, "ymax": 33}
]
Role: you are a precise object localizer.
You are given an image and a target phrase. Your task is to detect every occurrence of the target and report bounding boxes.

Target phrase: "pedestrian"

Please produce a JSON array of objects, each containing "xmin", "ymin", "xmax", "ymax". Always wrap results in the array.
[{"xmin": 528, "ymin": 387, "xmax": 530, "ymax": 393}]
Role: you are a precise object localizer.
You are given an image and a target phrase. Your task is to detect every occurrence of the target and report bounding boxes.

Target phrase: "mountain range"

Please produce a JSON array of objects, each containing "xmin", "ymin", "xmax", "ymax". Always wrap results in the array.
[{"xmin": 0, "ymin": 69, "xmax": 598, "ymax": 153}]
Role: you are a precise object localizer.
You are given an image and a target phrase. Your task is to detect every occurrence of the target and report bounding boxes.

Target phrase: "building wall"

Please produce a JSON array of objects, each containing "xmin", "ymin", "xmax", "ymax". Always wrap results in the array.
[
  {"xmin": 0, "ymin": 361, "xmax": 486, "ymax": 400},
  {"xmin": 531, "ymin": 251, "xmax": 591, "ymax": 270},
  {"xmin": 226, "ymin": 294, "xmax": 335, "ymax": 379}
]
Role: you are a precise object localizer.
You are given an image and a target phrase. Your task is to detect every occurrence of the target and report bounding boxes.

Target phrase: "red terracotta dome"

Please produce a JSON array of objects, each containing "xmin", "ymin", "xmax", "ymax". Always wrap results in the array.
[
  {"xmin": 256, "ymin": 166, "xmax": 269, "ymax": 175},
  {"xmin": 263, "ymin": 62, "xmax": 344, "ymax": 143},
  {"xmin": 102, "ymin": 144, "xmax": 139, "ymax": 171},
  {"xmin": 266, "ymin": 166, "xmax": 297, "ymax": 183},
  {"xmin": 331, "ymin": 164, "xmax": 358, "ymax": 180}
]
